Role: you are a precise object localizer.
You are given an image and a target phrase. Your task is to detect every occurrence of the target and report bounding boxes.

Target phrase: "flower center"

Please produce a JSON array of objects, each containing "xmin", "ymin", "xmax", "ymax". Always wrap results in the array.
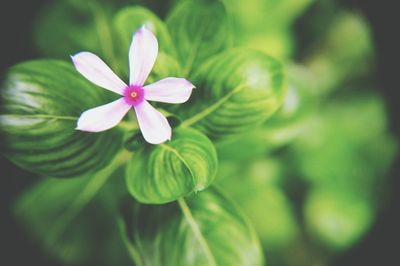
[{"xmin": 123, "ymin": 85, "xmax": 144, "ymax": 106}]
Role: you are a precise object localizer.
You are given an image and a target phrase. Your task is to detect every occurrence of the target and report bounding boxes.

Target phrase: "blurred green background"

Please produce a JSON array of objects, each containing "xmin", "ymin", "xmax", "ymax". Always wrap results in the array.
[{"xmin": 0, "ymin": 0, "xmax": 398, "ymax": 265}]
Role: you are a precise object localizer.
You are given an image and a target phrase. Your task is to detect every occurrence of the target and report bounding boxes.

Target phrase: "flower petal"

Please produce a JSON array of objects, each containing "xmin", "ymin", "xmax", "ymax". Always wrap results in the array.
[
  {"xmin": 76, "ymin": 98, "xmax": 131, "ymax": 132},
  {"xmin": 71, "ymin": 52, "xmax": 126, "ymax": 95},
  {"xmin": 134, "ymin": 100, "xmax": 171, "ymax": 144},
  {"xmin": 144, "ymin": 78, "xmax": 195, "ymax": 103},
  {"xmin": 129, "ymin": 26, "xmax": 158, "ymax": 86}
]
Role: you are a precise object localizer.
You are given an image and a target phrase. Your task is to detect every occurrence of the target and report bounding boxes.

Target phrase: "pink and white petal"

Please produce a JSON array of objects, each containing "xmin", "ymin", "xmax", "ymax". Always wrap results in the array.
[
  {"xmin": 144, "ymin": 78, "xmax": 195, "ymax": 103},
  {"xmin": 129, "ymin": 26, "xmax": 158, "ymax": 86},
  {"xmin": 76, "ymin": 98, "xmax": 131, "ymax": 132},
  {"xmin": 134, "ymin": 100, "xmax": 171, "ymax": 144},
  {"xmin": 71, "ymin": 52, "xmax": 126, "ymax": 95}
]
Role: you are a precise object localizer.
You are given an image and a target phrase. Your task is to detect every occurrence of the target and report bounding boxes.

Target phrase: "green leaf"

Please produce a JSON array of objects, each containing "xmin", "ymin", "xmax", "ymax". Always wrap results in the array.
[
  {"xmin": 126, "ymin": 127, "xmax": 218, "ymax": 204},
  {"xmin": 35, "ymin": 2, "xmax": 179, "ymax": 80},
  {"xmin": 34, "ymin": 1, "xmax": 108, "ymax": 60},
  {"xmin": 13, "ymin": 153, "xmax": 131, "ymax": 265},
  {"xmin": 0, "ymin": 60, "xmax": 122, "ymax": 177},
  {"xmin": 114, "ymin": 6, "xmax": 175, "ymax": 56},
  {"xmin": 216, "ymin": 130, "xmax": 275, "ymax": 162},
  {"xmin": 166, "ymin": 0, "xmax": 233, "ymax": 76},
  {"xmin": 260, "ymin": 64, "xmax": 317, "ymax": 147},
  {"xmin": 120, "ymin": 188, "xmax": 264, "ymax": 266},
  {"xmin": 113, "ymin": 6, "xmax": 178, "ymax": 80},
  {"xmin": 146, "ymin": 52, "xmax": 183, "ymax": 84},
  {"xmin": 180, "ymin": 49, "xmax": 287, "ymax": 140},
  {"xmin": 304, "ymin": 188, "xmax": 374, "ymax": 250},
  {"xmin": 216, "ymin": 159, "xmax": 299, "ymax": 249},
  {"xmin": 306, "ymin": 11, "xmax": 375, "ymax": 94},
  {"xmin": 290, "ymin": 93, "xmax": 397, "ymax": 201},
  {"xmin": 225, "ymin": 0, "xmax": 315, "ymax": 59},
  {"xmin": 217, "ymin": 74, "xmax": 314, "ymax": 160},
  {"xmin": 225, "ymin": 0, "xmax": 314, "ymax": 29},
  {"xmin": 34, "ymin": 1, "xmax": 132, "ymax": 76},
  {"xmin": 238, "ymin": 29, "xmax": 295, "ymax": 60}
]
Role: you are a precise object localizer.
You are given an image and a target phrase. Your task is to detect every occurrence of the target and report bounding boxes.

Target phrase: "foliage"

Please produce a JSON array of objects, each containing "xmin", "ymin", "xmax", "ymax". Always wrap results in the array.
[{"xmin": 0, "ymin": 0, "xmax": 396, "ymax": 265}]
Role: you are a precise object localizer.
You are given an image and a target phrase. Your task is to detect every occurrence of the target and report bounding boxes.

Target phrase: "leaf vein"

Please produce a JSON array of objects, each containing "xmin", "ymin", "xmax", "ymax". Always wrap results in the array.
[
  {"xmin": 178, "ymin": 198, "xmax": 217, "ymax": 266},
  {"xmin": 181, "ymin": 84, "xmax": 245, "ymax": 127},
  {"xmin": 160, "ymin": 144, "xmax": 196, "ymax": 188}
]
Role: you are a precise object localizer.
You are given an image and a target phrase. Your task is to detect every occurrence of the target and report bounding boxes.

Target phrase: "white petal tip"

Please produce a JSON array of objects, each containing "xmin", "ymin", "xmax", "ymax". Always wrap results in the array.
[
  {"xmin": 146, "ymin": 139, "xmax": 166, "ymax": 145},
  {"xmin": 75, "ymin": 125, "xmax": 93, "ymax": 132},
  {"xmin": 70, "ymin": 53, "xmax": 84, "ymax": 67},
  {"xmin": 70, "ymin": 52, "xmax": 127, "ymax": 95},
  {"xmin": 146, "ymin": 131, "xmax": 172, "ymax": 145},
  {"xmin": 136, "ymin": 25, "xmax": 148, "ymax": 34},
  {"xmin": 75, "ymin": 125, "xmax": 95, "ymax": 132},
  {"xmin": 75, "ymin": 98, "xmax": 131, "ymax": 133},
  {"xmin": 70, "ymin": 55, "xmax": 77, "ymax": 64},
  {"xmin": 76, "ymin": 127, "xmax": 90, "ymax": 132},
  {"xmin": 143, "ymin": 78, "xmax": 195, "ymax": 104},
  {"xmin": 129, "ymin": 25, "xmax": 158, "ymax": 86},
  {"xmin": 70, "ymin": 52, "xmax": 83, "ymax": 61},
  {"xmin": 75, "ymin": 124, "xmax": 106, "ymax": 133},
  {"xmin": 185, "ymin": 79, "xmax": 196, "ymax": 89}
]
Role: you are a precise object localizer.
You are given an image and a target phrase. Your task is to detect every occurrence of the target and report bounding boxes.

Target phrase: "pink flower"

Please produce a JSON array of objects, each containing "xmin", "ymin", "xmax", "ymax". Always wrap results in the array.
[{"xmin": 71, "ymin": 26, "xmax": 194, "ymax": 144}]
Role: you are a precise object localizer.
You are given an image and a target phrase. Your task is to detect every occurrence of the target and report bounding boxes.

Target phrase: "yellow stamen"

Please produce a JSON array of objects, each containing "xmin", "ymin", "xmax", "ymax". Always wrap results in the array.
[{"xmin": 130, "ymin": 92, "xmax": 137, "ymax": 98}]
